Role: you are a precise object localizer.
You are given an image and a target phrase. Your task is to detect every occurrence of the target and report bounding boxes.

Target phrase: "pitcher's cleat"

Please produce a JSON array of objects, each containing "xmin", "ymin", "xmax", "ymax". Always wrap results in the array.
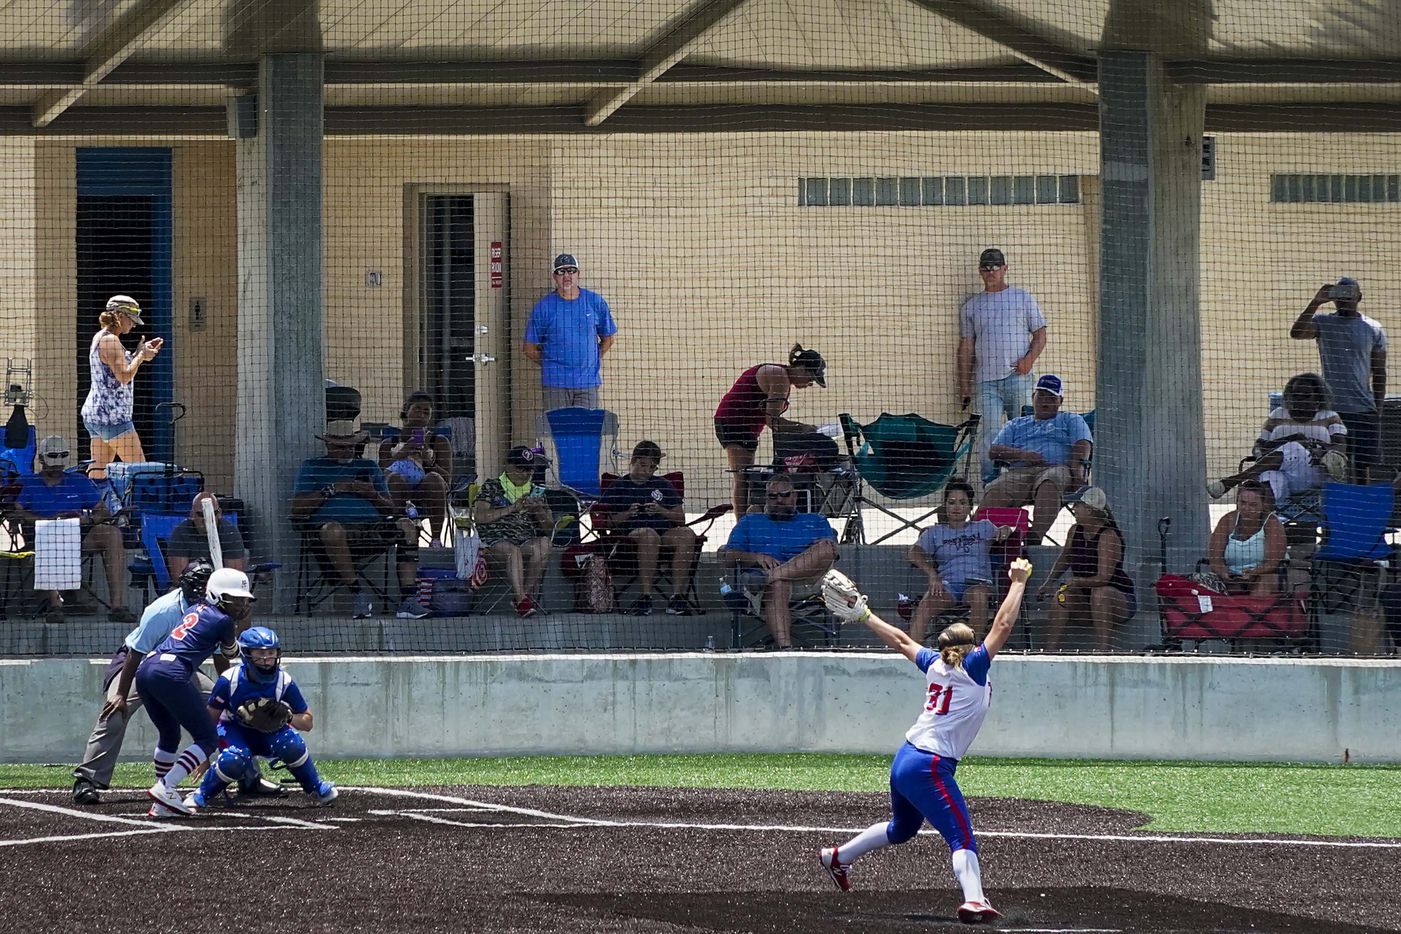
[
  {"xmin": 818, "ymin": 847, "xmax": 851, "ymax": 891},
  {"xmin": 957, "ymin": 900, "xmax": 1002, "ymax": 924}
]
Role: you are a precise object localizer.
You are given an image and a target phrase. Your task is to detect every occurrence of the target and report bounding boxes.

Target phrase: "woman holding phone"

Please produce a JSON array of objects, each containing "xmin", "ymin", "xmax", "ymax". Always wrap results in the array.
[
  {"xmin": 81, "ymin": 295, "xmax": 163, "ymax": 480},
  {"xmin": 377, "ymin": 390, "xmax": 453, "ymax": 547}
]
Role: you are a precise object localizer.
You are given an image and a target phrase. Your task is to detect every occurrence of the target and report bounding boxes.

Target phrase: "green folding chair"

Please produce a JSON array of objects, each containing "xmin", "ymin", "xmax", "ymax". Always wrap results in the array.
[{"xmin": 838, "ymin": 412, "xmax": 979, "ymax": 544}]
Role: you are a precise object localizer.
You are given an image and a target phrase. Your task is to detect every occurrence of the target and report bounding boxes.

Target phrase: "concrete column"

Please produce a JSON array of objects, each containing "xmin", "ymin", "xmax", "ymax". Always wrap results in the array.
[
  {"xmin": 235, "ymin": 54, "xmax": 324, "ymax": 605},
  {"xmin": 1096, "ymin": 52, "xmax": 1209, "ymax": 617}
]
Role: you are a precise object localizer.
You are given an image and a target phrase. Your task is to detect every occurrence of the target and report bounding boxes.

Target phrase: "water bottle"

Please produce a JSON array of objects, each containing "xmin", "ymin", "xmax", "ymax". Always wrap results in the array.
[
  {"xmin": 719, "ymin": 578, "xmax": 746, "ymax": 612},
  {"xmin": 405, "ymin": 500, "xmax": 420, "ymax": 520}
]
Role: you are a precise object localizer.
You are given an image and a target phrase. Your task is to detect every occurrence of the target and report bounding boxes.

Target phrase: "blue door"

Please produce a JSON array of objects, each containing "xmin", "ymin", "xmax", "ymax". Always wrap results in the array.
[{"xmin": 75, "ymin": 148, "xmax": 174, "ymax": 462}]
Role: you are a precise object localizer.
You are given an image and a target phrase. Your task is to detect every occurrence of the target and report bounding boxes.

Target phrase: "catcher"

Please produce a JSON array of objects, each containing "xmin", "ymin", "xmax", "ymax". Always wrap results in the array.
[
  {"xmin": 814, "ymin": 558, "xmax": 1033, "ymax": 925},
  {"xmin": 183, "ymin": 626, "xmax": 337, "ymax": 811}
]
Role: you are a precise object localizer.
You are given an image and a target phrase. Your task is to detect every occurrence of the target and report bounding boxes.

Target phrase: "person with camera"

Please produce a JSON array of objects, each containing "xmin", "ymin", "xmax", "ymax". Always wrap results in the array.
[
  {"xmin": 473, "ymin": 445, "xmax": 553, "ymax": 617},
  {"xmin": 1290, "ymin": 277, "xmax": 1387, "ymax": 482}
]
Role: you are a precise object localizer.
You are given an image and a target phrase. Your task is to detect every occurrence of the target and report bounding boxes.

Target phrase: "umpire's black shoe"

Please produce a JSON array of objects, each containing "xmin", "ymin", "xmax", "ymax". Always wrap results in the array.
[
  {"xmin": 72, "ymin": 779, "xmax": 100, "ymax": 805},
  {"xmin": 239, "ymin": 776, "xmax": 288, "ymax": 798}
]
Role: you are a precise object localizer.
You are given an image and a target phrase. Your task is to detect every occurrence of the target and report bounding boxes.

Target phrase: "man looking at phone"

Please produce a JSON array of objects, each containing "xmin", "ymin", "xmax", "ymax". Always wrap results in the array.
[
  {"xmin": 290, "ymin": 418, "xmax": 424, "ymax": 619},
  {"xmin": 473, "ymin": 446, "xmax": 553, "ymax": 617},
  {"xmin": 1291, "ymin": 277, "xmax": 1388, "ymax": 482},
  {"xmin": 597, "ymin": 441, "xmax": 700, "ymax": 617}
]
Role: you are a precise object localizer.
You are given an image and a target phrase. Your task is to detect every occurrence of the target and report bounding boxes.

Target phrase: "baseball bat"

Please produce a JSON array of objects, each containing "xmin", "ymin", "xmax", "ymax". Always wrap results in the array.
[{"xmin": 202, "ymin": 497, "xmax": 224, "ymax": 569}]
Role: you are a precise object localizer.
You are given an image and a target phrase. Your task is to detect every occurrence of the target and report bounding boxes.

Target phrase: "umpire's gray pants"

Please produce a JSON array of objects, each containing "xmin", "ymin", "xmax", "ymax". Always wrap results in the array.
[{"xmin": 72, "ymin": 667, "xmax": 215, "ymax": 788}]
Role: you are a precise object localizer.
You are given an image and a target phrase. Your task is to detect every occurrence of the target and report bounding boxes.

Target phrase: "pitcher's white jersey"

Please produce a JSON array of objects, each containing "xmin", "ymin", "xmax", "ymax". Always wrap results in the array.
[{"xmin": 903, "ymin": 645, "xmax": 993, "ymax": 760}]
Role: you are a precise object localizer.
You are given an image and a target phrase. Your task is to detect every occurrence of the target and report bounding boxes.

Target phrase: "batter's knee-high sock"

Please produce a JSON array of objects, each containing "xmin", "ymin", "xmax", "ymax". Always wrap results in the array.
[
  {"xmin": 950, "ymin": 848, "xmax": 986, "ymax": 903},
  {"xmin": 160, "ymin": 742, "xmax": 212, "ymax": 789},
  {"xmin": 152, "ymin": 747, "xmax": 177, "ymax": 782},
  {"xmin": 836, "ymin": 821, "xmax": 895, "ymax": 864},
  {"xmin": 288, "ymin": 756, "xmax": 324, "ymax": 794}
]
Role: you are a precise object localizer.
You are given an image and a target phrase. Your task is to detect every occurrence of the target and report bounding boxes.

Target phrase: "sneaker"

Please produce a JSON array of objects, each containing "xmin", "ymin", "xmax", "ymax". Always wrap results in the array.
[
  {"xmin": 147, "ymin": 801, "xmax": 184, "ymax": 819},
  {"xmin": 819, "ymin": 847, "xmax": 851, "ymax": 892},
  {"xmin": 238, "ymin": 776, "xmax": 287, "ymax": 798},
  {"xmin": 181, "ymin": 791, "xmax": 206, "ymax": 813},
  {"xmin": 396, "ymin": 597, "xmax": 430, "ymax": 619},
  {"xmin": 627, "ymin": 595, "xmax": 655, "ymax": 616},
  {"xmin": 146, "ymin": 781, "xmax": 192, "ymax": 816},
  {"xmin": 665, "ymin": 595, "xmax": 689, "ymax": 616},
  {"xmin": 1321, "ymin": 449, "xmax": 1349, "ymax": 481},
  {"xmin": 1206, "ymin": 479, "xmax": 1226, "ymax": 499},
  {"xmin": 516, "ymin": 595, "xmax": 540, "ymax": 618},
  {"xmin": 313, "ymin": 781, "xmax": 339, "ymax": 806},
  {"xmin": 956, "ymin": 900, "xmax": 1001, "ymax": 924},
  {"xmin": 107, "ymin": 607, "xmax": 137, "ymax": 624},
  {"xmin": 352, "ymin": 589, "xmax": 373, "ymax": 619},
  {"xmin": 71, "ymin": 778, "xmax": 100, "ymax": 805}
]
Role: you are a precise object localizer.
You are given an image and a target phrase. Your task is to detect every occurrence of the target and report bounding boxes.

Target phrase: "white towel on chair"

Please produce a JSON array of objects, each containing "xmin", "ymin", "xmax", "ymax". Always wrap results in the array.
[{"xmin": 34, "ymin": 518, "xmax": 82, "ymax": 590}]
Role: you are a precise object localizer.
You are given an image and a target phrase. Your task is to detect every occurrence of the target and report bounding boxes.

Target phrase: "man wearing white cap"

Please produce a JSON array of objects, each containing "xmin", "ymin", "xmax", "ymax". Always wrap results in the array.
[
  {"xmin": 1291, "ymin": 277, "xmax": 1388, "ymax": 482},
  {"xmin": 522, "ymin": 253, "xmax": 618, "ymax": 411}
]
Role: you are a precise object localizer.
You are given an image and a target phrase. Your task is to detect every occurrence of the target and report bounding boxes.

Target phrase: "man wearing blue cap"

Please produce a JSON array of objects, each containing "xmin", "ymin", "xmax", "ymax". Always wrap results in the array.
[
  {"xmin": 1291, "ymin": 277, "xmax": 1387, "ymax": 482},
  {"xmin": 981, "ymin": 374, "xmax": 1092, "ymax": 545},
  {"xmin": 523, "ymin": 253, "xmax": 618, "ymax": 411}
]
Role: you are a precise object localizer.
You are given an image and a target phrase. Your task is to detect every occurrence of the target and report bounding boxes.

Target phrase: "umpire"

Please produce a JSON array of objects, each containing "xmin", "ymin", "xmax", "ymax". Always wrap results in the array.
[{"xmin": 71, "ymin": 562, "xmax": 282, "ymax": 804}]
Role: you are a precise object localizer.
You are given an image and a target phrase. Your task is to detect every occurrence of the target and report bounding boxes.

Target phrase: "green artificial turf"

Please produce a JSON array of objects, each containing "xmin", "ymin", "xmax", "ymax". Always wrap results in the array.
[{"xmin": 5, "ymin": 754, "xmax": 1397, "ymax": 838}]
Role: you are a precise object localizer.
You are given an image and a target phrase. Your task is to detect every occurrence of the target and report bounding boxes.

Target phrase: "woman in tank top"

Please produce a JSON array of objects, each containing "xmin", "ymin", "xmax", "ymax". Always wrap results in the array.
[
  {"xmin": 80, "ymin": 295, "xmax": 163, "ymax": 480},
  {"xmin": 1038, "ymin": 485, "xmax": 1136, "ymax": 651},
  {"xmin": 713, "ymin": 344, "xmax": 826, "ymax": 514},
  {"xmin": 1207, "ymin": 479, "xmax": 1285, "ymax": 596}
]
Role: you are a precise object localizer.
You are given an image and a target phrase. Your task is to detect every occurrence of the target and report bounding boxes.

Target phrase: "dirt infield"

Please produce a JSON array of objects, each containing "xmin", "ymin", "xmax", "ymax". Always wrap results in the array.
[{"xmin": 0, "ymin": 785, "xmax": 1396, "ymax": 933}]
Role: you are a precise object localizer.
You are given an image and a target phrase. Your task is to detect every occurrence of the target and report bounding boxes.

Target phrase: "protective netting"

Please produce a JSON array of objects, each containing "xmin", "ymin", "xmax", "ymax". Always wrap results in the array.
[{"xmin": 1, "ymin": 0, "xmax": 1399, "ymax": 656}]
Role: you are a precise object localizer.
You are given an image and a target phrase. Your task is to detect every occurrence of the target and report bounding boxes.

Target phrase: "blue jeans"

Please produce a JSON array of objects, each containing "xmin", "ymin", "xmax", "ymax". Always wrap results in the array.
[{"xmin": 976, "ymin": 373, "xmax": 1034, "ymax": 481}]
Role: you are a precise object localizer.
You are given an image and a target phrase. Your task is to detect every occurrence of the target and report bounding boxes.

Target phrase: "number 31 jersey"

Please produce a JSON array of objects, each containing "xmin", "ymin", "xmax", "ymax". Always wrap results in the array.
[{"xmin": 904, "ymin": 645, "xmax": 993, "ymax": 761}]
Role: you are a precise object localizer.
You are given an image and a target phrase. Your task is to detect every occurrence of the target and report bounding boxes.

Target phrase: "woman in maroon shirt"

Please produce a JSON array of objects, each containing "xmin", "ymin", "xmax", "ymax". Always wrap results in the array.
[{"xmin": 713, "ymin": 345, "xmax": 826, "ymax": 514}]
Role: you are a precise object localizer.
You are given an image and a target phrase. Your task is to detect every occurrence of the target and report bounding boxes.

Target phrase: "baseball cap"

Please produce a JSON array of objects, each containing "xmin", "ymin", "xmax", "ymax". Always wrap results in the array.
[
  {"xmin": 1065, "ymin": 485, "xmax": 1109, "ymax": 513},
  {"xmin": 790, "ymin": 347, "xmax": 827, "ymax": 388},
  {"xmin": 105, "ymin": 294, "xmax": 144, "ymax": 324},
  {"xmin": 978, "ymin": 248, "xmax": 1006, "ymax": 268},
  {"xmin": 1337, "ymin": 276, "xmax": 1359, "ymax": 287},
  {"xmin": 552, "ymin": 253, "xmax": 579, "ymax": 273},
  {"xmin": 38, "ymin": 435, "xmax": 69, "ymax": 462},
  {"xmin": 506, "ymin": 445, "xmax": 548, "ymax": 468},
  {"xmin": 631, "ymin": 440, "xmax": 664, "ymax": 461},
  {"xmin": 1034, "ymin": 374, "xmax": 1064, "ymax": 398}
]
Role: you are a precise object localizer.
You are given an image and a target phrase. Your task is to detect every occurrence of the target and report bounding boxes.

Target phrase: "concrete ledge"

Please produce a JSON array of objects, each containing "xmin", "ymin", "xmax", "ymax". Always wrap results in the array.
[{"xmin": 3, "ymin": 653, "xmax": 1396, "ymax": 764}]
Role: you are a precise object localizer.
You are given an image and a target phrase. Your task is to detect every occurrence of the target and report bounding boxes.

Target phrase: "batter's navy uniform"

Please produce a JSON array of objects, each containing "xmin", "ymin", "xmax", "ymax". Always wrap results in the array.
[{"xmin": 135, "ymin": 603, "xmax": 238, "ymax": 755}]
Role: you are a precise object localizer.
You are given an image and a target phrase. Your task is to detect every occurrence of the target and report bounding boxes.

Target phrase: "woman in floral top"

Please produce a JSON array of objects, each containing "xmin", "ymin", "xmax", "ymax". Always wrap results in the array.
[{"xmin": 80, "ymin": 295, "xmax": 163, "ymax": 479}]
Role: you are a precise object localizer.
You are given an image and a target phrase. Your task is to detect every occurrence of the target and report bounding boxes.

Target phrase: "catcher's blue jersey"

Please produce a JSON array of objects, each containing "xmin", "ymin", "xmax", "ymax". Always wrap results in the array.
[
  {"xmin": 146, "ymin": 603, "xmax": 237, "ymax": 674},
  {"xmin": 208, "ymin": 664, "xmax": 308, "ymax": 724}
]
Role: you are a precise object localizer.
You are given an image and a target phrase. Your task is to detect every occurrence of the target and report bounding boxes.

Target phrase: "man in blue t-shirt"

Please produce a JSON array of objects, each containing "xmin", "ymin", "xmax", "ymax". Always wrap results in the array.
[
  {"xmin": 981, "ymin": 374, "xmax": 1092, "ymax": 545},
  {"xmin": 289, "ymin": 419, "xmax": 424, "ymax": 620},
  {"xmin": 722, "ymin": 473, "xmax": 838, "ymax": 648},
  {"xmin": 522, "ymin": 253, "xmax": 618, "ymax": 411},
  {"xmin": 13, "ymin": 435, "xmax": 133, "ymax": 623},
  {"xmin": 598, "ymin": 441, "xmax": 700, "ymax": 617}
]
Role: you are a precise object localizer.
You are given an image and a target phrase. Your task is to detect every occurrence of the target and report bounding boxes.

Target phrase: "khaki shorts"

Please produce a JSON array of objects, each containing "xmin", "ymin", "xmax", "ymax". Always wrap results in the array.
[{"xmin": 985, "ymin": 464, "xmax": 1073, "ymax": 505}]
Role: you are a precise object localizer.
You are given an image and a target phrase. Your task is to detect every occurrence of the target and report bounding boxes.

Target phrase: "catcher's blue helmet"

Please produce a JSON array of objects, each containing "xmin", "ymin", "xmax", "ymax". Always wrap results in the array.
[{"xmin": 237, "ymin": 626, "xmax": 281, "ymax": 683}]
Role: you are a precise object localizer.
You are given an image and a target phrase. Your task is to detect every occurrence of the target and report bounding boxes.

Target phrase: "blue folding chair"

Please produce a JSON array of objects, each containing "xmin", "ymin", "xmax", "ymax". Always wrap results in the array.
[
  {"xmin": 0, "ymin": 426, "xmax": 35, "ymax": 476},
  {"xmin": 536, "ymin": 407, "xmax": 620, "ymax": 500},
  {"xmin": 1310, "ymin": 482, "xmax": 1397, "ymax": 649}
]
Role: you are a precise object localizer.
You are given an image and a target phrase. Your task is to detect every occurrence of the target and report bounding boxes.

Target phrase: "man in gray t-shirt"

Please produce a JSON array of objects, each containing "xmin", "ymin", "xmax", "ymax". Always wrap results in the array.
[
  {"xmin": 1290, "ymin": 277, "xmax": 1388, "ymax": 481},
  {"xmin": 957, "ymin": 248, "xmax": 1048, "ymax": 481}
]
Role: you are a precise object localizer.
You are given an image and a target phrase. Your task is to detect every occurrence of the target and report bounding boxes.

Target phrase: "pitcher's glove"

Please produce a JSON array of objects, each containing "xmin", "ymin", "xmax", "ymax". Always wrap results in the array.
[
  {"xmin": 235, "ymin": 697, "xmax": 293, "ymax": 733},
  {"xmin": 821, "ymin": 569, "xmax": 870, "ymax": 623}
]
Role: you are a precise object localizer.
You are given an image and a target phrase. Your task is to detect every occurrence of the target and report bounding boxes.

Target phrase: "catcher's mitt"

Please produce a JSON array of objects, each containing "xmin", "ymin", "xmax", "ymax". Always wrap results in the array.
[
  {"xmin": 821, "ymin": 569, "xmax": 870, "ymax": 623},
  {"xmin": 235, "ymin": 697, "xmax": 293, "ymax": 733}
]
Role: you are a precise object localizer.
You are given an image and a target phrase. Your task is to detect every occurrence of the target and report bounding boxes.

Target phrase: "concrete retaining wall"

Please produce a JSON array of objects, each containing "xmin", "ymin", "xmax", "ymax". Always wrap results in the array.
[{"xmin": 2, "ymin": 654, "xmax": 1396, "ymax": 764}]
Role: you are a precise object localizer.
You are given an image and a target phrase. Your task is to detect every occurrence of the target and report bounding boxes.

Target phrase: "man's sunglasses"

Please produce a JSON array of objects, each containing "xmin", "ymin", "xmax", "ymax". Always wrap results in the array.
[
  {"xmin": 979, "ymin": 263, "xmax": 1005, "ymax": 271},
  {"xmin": 767, "ymin": 490, "xmax": 796, "ymax": 500},
  {"xmin": 554, "ymin": 267, "xmax": 579, "ymax": 275},
  {"xmin": 42, "ymin": 451, "xmax": 70, "ymax": 459}
]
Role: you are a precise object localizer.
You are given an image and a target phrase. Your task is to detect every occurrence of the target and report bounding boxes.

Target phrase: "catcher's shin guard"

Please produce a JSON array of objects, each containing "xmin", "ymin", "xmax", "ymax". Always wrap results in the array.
[{"xmin": 269, "ymin": 728, "xmax": 323, "ymax": 793}]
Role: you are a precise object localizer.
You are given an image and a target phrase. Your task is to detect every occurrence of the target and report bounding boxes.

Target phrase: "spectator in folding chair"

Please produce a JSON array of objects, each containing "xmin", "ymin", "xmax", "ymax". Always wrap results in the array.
[
  {"xmin": 165, "ymin": 491, "xmax": 246, "ymax": 579},
  {"xmin": 714, "ymin": 344, "xmax": 827, "ymax": 515},
  {"xmin": 907, "ymin": 480, "xmax": 1018, "ymax": 644},
  {"xmin": 376, "ymin": 390, "xmax": 453, "ymax": 548},
  {"xmin": 290, "ymin": 418, "xmax": 424, "ymax": 620},
  {"xmin": 473, "ymin": 445, "xmax": 553, "ymax": 618},
  {"xmin": 1037, "ymin": 486, "xmax": 1135, "ymax": 651},
  {"xmin": 721, "ymin": 473, "xmax": 838, "ymax": 649},
  {"xmin": 596, "ymin": 441, "xmax": 700, "ymax": 617},
  {"xmin": 981, "ymin": 374, "xmax": 1091, "ymax": 545},
  {"xmin": 1206, "ymin": 480, "xmax": 1286, "ymax": 597},
  {"xmin": 14, "ymin": 435, "xmax": 134, "ymax": 624},
  {"xmin": 1207, "ymin": 372, "xmax": 1348, "ymax": 506}
]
